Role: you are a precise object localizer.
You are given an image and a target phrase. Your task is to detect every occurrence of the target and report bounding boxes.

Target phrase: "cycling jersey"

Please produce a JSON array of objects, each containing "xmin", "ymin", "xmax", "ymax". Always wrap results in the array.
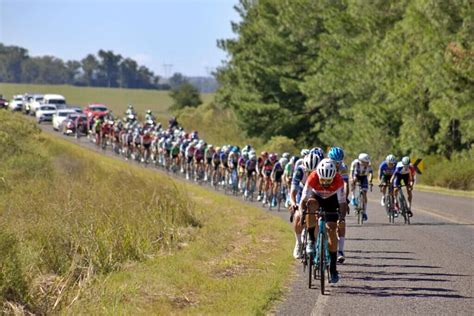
[
  {"xmin": 272, "ymin": 161, "xmax": 284, "ymax": 182},
  {"xmin": 263, "ymin": 159, "xmax": 273, "ymax": 176},
  {"xmin": 246, "ymin": 158, "xmax": 257, "ymax": 171},
  {"xmin": 301, "ymin": 172, "xmax": 345, "ymax": 204},
  {"xmin": 394, "ymin": 162, "xmax": 410, "ymax": 175},
  {"xmin": 338, "ymin": 162, "xmax": 349, "ymax": 183},
  {"xmin": 393, "ymin": 162, "xmax": 412, "ymax": 187},
  {"xmin": 291, "ymin": 165, "xmax": 307, "ymax": 203},
  {"xmin": 378, "ymin": 161, "xmax": 396, "ymax": 183},
  {"xmin": 195, "ymin": 148, "xmax": 204, "ymax": 161},
  {"xmin": 350, "ymin": 159, "xmax": 373, "ymax": 177},
  {"xmin": 141, "ymin": 135, "xmax": 152, "ymax": 145},
  {"xmin": 186, "ymin": 146, "xmax": 195, "ymax": 158}
]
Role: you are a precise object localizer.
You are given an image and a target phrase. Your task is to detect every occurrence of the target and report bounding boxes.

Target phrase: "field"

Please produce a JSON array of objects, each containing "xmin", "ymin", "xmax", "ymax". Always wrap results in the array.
[
  {"xmin": 0, "ymin": 111, "xmax": 293, "ymax": 314},
  {"xmin": 0, "ymin": 82, "xmax": 214, "ymax": 122}
]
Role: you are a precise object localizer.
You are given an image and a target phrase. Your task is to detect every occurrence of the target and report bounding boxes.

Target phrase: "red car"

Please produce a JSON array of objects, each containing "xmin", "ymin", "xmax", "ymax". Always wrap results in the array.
[
  {"xmin": 83, "ymin": 103, "xmax": 109, "ymax": 118},
  {"xmin": 0, "ymin": 95, "xmax": 8, "ymax": 109}
]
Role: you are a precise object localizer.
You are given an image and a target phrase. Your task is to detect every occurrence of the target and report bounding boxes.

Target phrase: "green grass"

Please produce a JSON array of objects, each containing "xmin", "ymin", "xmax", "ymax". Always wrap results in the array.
[
  {"xmin": 0, "ymin": 111, "xmax": 294, "ymax": 314},
  {"xmin": 0, "ymin": 82, "xmax": 213, "ymax": 123}
]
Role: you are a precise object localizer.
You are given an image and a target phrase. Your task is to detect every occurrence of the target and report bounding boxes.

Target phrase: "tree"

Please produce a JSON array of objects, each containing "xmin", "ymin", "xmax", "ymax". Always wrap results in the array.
[
  {"xmin": 80, "ymin": 54, "xmax": 99, "ymax": 86},
  {"xmin": 97, "ymin": 50, "xmax": 122, "ymax": 87},
  {"xmin": 168, "ymin": 72, "xmax": 187, "ymax": 89},
  {"xmin": 169, "ymin": 82, "xmax": 202, "ymax": 111}
]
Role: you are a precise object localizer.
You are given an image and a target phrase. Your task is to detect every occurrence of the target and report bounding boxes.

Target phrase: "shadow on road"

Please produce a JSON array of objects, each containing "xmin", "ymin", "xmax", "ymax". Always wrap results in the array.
[
  {"xmin": 348, "ymin": 255, "xmax": 418, "ymax": 261},
  {"xmin": 346, "ymin": 238, "xmax": 401, "ymax": 241},
  {"xmin": 344, "ymin": 262, "xmax": 441, "ymax": 269},
  {"xmin": 346, "ymin": 249, "xmax": 414, "ymax": 254},
  {"xmin": 336, "ymin": 285, "xmax": 471, "ymax": 299}
]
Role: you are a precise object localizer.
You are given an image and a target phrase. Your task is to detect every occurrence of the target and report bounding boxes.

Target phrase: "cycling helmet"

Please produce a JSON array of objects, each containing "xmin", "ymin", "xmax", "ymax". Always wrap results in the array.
[
  {"xmin": 317, "ymin": 158, "xmax": 337, "ymax": 180},
  {"xmin": 328, "ymin": 147, "xmax": 344, "ymax": 162},
  {"xmin": 208, "ymin": 144, "xmax": 213, "ymax": 149},
  {"xmin": 290, "ymin": 156, "xmax": 299, "ymax": 164},
  {"xmin": 282, "ymin": 152, "xmax": 290, "ymax": 159},
  {"xmin": 300, "ymin": 148, "xmax": 310, "ymax": 157},
  {"xmin": 261, "ymin": 151, "xmax": 268, "ymax": 158},
  {"xmin": 146, "ymin": 109, "xmax": 152, "ymax": 114},
  {"xmin": 358, "ymin": 153, "xmax": 370, "ymax": 163},
  {"xmin": 269, "ymin": 153, "xmax": 277, "ymax": 163},
  {"xmin": 386, "ymin": 154, "xmax": 397, "ymax": 164},
  {"xmin": 279, "ymin": 157, "xmax": 288, "ymax": 166},
  {"xmin": 402, "ymin": 156, "xmax": 410, "ymax": 165},
  {"xmin": 250, "ymin": 153, "xmax": 257, "ymax": 160},
  {"xmin": 215, "ymin": 146, "xmax": 221, "ymax": 152},
  {"xmin": 310, "ymin": 147, "xmax": 325, "ymax": 161},
  {"xmin": 231, "ymin": 146, "xmax": 239, "ymax": 153},
  {"xmin": 249, "ymin": 150, "xmax": 256, "ymax": 156},
  {"xmin": 303, "ymin": 152, "xmax": 321, "ymax": 171}
]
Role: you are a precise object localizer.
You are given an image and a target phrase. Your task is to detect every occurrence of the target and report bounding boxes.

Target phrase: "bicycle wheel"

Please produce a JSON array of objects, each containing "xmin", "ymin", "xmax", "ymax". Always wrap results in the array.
[
  {"xmin": 399, "ymin": 194, "xmax": 410, "ymax": 224},
  {"xmin": 308, "ymin": 252, "xmax": 313, "ymax": 289},
  {"xmin": 319, "ymin": 232, "xmax": 325, "ymax": 295}
]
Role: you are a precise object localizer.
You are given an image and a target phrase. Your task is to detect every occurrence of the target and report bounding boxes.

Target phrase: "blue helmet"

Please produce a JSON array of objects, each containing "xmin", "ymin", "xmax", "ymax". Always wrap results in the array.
[
  {"xmin": 231, "ymin": 146, "xmax": 239, "ymax": 153},
  {"xmin": 310, "ymin": 147, "xmax": 325, "ymax": 162},
  {"xmin": 328, "ymin": 147, "xmax": 344, "ymax": 162}
]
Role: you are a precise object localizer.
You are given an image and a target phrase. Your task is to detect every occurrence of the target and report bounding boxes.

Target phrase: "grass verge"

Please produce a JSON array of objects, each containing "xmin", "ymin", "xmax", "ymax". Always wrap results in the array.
[{"xmin": 0, "ymin": 111, "xmax": 294, "ymax": 314}]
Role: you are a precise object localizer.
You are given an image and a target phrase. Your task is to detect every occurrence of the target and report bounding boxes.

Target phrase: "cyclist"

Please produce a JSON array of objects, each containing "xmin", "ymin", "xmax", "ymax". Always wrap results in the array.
[
  {"xmin": 283, "ymin": 156, "xmax": 298, "ymax": 207},
  {"xmin": 238, "ymin": 150, "xmax": 249, "ymax": 191},
  {"xmin": 194, "ymin": 142, "xmax": 205, "ymax": 181},
  {"xmin": 299, "ymin": 158, "xmax": 348, "ymax": 284},
  {"xmin": 228, "ymin": 146, "xmax": 240, "ymax": 187},
  {"xmin": 350, "ymin": 153, "xmax": 373, "ymax": 221},
  {"xmin": 204, "ymin": 144, "xmax": 215, "ymax": 181},
  {"xmin": 185, "ymin": 140, "xmax": 197, "ymax": 180},
  {"xmin": 378, "ymin": 154, "xmax": 397, "ymax": 206},
  {"xmin": 141, "ymin": 129, "xmax": 153, "ymax": 163},
  {"xmin": 211, "ymin": 146, "xmax": 222, "ymax": 185},
  {"xmin": 219, "ymin": 146, "xmax": 229, "ymax": 185},
  {"xmin": 328, "ymin": 146, "xmax": 349, "ymax": 264},
  {"xmin": 391, "ymin": 156, "xmax": 414, "ymax": 217},
  {"xmin": 145, "ymin": 109, "xmax": 155, "ymax": 122},
  {"xmin": 244, "ymin": 151, "xmax": 258, "ymax": 198},
  {"xmin": 289, "ymin": 152, "xmax": 321, "ymax": 259},
  {"xmin": 270, "ymin": 156, "xmax": 285, "ymax": 207},
  {"xmin": 256, "ymin": 151, "xmax": 269, "ymax": 201},
  {"xmin": 262, "ymin": 153, "xmax": 276, "ymax": 205}
]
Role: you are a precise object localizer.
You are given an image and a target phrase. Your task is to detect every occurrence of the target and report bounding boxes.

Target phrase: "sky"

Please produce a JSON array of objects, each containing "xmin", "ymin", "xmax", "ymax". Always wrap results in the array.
[{"xmin": 0, "ymin": 0, "xmax": 240, "ymax": 77}]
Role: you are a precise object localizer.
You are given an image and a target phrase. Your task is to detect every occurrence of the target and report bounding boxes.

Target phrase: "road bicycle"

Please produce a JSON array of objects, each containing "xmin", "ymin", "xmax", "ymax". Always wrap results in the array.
[
  {"xmin": 302, "ymin": 208, "xmax": 332, "ymax": 294},
  {"xmin": 396, "ymin": 184, "xmax": 411, "ymax": 225},
  {"xmin": 379, "ymin": 184, "xmax": 397, "ymax": 223}
]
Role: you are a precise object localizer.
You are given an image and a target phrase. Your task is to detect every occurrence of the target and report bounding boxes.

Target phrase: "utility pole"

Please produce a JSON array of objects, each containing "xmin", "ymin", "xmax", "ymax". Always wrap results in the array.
[{"xmin": 162, "ymin": 64, "xmax": 173, "ymax": 78}]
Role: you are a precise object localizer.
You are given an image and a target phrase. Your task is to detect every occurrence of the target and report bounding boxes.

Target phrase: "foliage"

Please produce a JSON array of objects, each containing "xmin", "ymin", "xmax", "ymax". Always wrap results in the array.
[
  {"xmin": 169, "ymin": 82, "xmax": 203, "ymax": 110},
  {"xmin": 264, "ymin": 136, "xmax": 298, "ymax": 155},
  {"xmin": 0, "ymin": 44, "xmax": 161, "ymax": 90},
  {"xmin": 216, "ymin": 0, "xmax": 473, "ymax": 161}
]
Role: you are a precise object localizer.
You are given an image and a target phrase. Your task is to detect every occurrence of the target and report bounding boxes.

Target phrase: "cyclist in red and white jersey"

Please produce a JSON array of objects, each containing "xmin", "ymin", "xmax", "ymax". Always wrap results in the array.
[{"xmin": 298, "ymin": 158, "xmax": 349, "ymax": 284}]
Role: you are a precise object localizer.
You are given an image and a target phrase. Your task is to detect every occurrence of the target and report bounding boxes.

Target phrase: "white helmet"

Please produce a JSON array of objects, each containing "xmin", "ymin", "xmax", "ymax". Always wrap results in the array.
[
  {"xmin": 358, "ymin": 153, "xmax": 370, "ymax": 163},
  {"xmin": 279, "ymin": 157, "xmax": 288, "ymax": 166},
  {"xmin": 300, "ymin": 148, "xmax": 310, "ymax": 157},
  {"xmin": 386, "ymin": 154, "xmax": 397, "ymax": 164},
  {"xmin": 282, "ymin": 152, "xmax": 290, "ymax": 159},
  {"xmin": 402, "ymin": 156, "xmax": 410, "ymax": 165},
  {"xmin": 303, "ymin": 152, "xmax": 321, "ymax": 171},
  {"xmin": 317, "ymin": 158, "xmax": 337, "ymax": 180}
]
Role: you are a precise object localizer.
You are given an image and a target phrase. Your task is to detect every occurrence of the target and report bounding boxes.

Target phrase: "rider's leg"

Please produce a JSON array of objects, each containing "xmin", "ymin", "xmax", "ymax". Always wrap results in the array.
[{"xmin": 306, "ymin": 198, "xmax": 319, "ymax": 247}]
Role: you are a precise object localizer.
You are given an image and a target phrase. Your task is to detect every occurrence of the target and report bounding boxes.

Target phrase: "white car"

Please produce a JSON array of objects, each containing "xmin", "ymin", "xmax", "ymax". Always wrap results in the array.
[
  {"xmin": 36, "ymin": 105, "xmax": 57, "ymax": 123},
  {"xmin": 8, "ymin": 95, "xmax": 24, "ymax": 111},
  {"xmin": 31, "ymin": 94, "xmax": 65, "ymax": 115},
  {"xmin": 28, "ymin": 94, "xmax": 45, "ymax": 115},
  {"xmin": 52, "ymin": 109, "xmax": 79, "ymax": 131}
]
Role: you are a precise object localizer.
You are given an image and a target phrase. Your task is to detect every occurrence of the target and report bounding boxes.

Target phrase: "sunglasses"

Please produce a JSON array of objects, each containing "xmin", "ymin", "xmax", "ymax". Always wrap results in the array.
[{"xmin": 319, "ymin": 178, "xmax": 333, "ymax": 186}]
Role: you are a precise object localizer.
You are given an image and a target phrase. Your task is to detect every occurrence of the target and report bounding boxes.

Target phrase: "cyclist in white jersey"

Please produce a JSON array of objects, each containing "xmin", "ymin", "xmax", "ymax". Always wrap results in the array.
[{"xmin": 350, "ymin": 153, "xmax": 373, "ymax": 221}]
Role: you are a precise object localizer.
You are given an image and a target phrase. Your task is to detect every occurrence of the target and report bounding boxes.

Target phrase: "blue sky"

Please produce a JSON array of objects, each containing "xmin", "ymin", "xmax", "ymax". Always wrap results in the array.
[{"xmin": 0, "ymin": 0, "xmax": 240, "ymax": 76}]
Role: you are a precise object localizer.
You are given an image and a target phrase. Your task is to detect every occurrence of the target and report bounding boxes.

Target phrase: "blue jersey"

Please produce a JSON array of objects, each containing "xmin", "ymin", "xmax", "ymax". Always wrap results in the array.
[
  {"xmin": 379, "ymin": 161, "xmax": 396, "ymax": 178},
  {"xmin": 291, "ymin": 166, "xmax": 306, "ymax": 203},
  {"xmin": 394, "ymin": 162, "xmax": 410, "ymax": 175}
]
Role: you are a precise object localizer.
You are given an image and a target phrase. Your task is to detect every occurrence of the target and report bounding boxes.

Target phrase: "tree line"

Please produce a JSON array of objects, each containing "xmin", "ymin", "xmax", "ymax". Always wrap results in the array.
[
  {"xmin": 216, "ymin": 0, "xmax": 473, "ymax": 160},
  {"xmin": 0, "ymin": 44, "xmax": 216, "ymax": 92}
]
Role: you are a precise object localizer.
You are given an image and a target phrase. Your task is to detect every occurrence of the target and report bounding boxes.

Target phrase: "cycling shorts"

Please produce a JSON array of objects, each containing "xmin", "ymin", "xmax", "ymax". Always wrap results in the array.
[
  {"xmin": 355, "ymin": 175, "xmax": 369, "ymax": 191},
  {"xmin": 247, "ymin": 169, "xmax": 256, "ymax": 178},
  {"xmin": 380, "ymin": 174, "xmax": 392, "ymax": 185},
  {"xmin": 187, "ymin": 156, "xmax": 193, "ymax": 164},
  {"xmin": 394, "ymin": 174, "xmax": 410, "ymax": 187},
  {"xmin": 195, "ymin": 157, "xmax": 203, "ymax": 164},
  {"xmin": 314, "ymin": 194, "xmax": 340, "ymax": 223},
  {"xmin": 207, "ymin": 157, "xmax": 212, "ymax": 165},
  {"xmin": 273, "ymin": 170, "xmax": 284, "ymax": 183},
  {"xmin": 264, "ymin": 169, "xmax": 272, "ymax": 177},
  {"xmin": 143, "ymin": 143, "xmax": 151, "ymax": 150}
]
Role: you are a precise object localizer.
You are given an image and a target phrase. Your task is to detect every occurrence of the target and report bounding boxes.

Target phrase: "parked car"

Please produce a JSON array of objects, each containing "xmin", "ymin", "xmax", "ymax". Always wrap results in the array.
[
  {"xmin": 31, "ymin": 94, "xmax": 65, "ymax": 115},
  {"xmin": 83, "ymin": 103, "xmax": 109, "ymax": 118},
  {"xmin": 52, "ymin": 109, "xmax": 80, "ymax": 131},
  {"xmin": 28, "ymin": 94, "xmax": 45, "ymax": 115},
  {"xmin": 62, "ymin": 113, "xmax": 87, "ymax": 135},
  {"xmin": 0, "ymin": 95, "xmax": 9, "ymax": 109},
  {"xmin": 35, "ymin": 105, "xmax": 57, "ymax": 123},
  {"xmin": 8, "ymin": 95, "xmax": 24, "ymax": 111}
]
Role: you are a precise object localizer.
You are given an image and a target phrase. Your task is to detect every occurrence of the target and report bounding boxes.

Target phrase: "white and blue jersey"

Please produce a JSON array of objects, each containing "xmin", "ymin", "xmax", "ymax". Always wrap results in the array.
[{"xmin": 291, "ymin": 165, "xmax": 307, "ymax": 204}]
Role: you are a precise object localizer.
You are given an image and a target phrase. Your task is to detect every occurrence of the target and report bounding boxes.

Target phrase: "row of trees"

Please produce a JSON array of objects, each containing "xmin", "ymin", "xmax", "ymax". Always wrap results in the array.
[
  {"xmin": 0, "ymin": 44, "xmax": 205, "ymax": 90},
  {"xmin": 216, "ymin": 0, "xmax": 473, "ymax": 159}
]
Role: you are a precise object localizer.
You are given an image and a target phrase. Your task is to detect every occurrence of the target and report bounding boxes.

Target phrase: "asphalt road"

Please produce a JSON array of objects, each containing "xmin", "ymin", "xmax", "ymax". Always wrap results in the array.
[{"xmin": 37, "ymin": 122, "xmax": 473, "ymax": 316}]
